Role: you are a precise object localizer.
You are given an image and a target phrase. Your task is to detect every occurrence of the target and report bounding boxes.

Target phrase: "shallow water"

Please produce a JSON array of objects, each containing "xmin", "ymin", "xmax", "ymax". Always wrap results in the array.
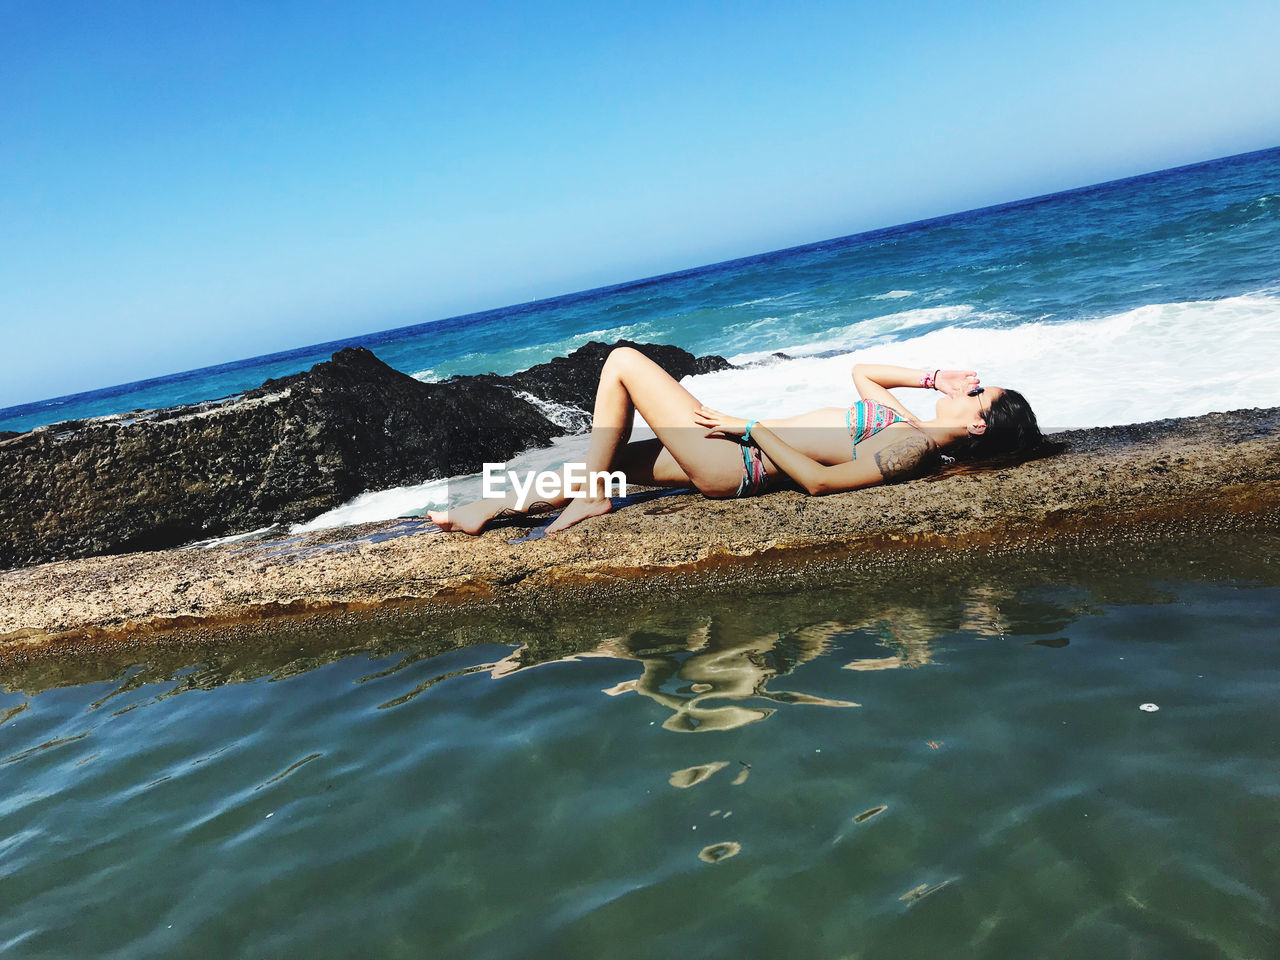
[{"xmin": 2, "ymin": 553, "xmax": 1278, "ymax": 958}]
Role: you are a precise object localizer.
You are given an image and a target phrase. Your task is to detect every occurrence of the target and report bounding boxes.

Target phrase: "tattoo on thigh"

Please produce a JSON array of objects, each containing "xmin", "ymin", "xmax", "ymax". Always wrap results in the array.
[{"xmin": 874, "ymin": 436, "xmax": 931, "ymax": 481}]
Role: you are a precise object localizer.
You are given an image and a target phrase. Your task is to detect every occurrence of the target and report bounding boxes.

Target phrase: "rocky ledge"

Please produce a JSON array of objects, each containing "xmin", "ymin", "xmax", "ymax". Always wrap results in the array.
[
  {"xmin": 0, "ymin": 404, "xmax": 1276, "ymax": 663},
  {"xmin": 0, "ymin": 341, "xmax": 730, "ymax": 569}
]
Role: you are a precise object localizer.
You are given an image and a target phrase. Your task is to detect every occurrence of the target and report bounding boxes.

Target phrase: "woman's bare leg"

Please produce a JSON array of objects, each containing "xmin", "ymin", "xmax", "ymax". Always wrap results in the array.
[
  {"xmin": 545, "ymin": 347, "xmax": 742, "ymax": 532},
  {"xmin": 428, "ymin": 463, "xmax": 576, "ymax": 535},
  {"xmin": 428, "ymin": 439, "xmax": 692, "ymax": 534},
  {"xmin": 432, "ymin": 346, "xmax": 737, "ymax": 534}
]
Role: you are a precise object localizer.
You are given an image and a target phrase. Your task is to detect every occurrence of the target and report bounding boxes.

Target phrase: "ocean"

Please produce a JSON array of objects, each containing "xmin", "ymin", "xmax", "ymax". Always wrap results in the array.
[{"xmin": 3, "ymin": 147, "xmax": 1278, "ymax": 536}]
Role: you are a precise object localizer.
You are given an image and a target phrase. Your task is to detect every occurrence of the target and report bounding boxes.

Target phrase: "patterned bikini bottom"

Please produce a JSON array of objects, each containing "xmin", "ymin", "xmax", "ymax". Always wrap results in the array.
[{"xmin": 735, "ymin": 439, "xmax": 768, "ymax": 497}]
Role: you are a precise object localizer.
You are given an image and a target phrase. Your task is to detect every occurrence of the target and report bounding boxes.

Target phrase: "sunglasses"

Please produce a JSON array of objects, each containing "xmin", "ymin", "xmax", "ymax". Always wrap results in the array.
[{"xmin": 968, "ymin": 386, "xmax": 989, "ymax": 417}]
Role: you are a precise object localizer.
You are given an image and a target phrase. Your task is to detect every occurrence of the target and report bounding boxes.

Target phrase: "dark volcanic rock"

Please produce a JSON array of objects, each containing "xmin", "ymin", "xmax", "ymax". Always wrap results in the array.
[
  {"xmin": 0, "ymin": 341, "xmax": 734, "ymax": 569},
  {"xmin": 0, "ymin": 431, "xmax": 20, "ymax": 441},
  {"xmin": 483, "ymin": 339, "xmax": 732, "ymax": 412}
]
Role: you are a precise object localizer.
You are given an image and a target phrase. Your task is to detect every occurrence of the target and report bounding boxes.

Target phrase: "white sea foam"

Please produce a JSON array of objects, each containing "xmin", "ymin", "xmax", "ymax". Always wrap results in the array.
[
  {"xmin": 291, "ymin": 293, "xmax": 1280, "ymax": 534},
  {"xmin": 292, "ymin": 433, "xmax": 595, "ymax": 532},
  {"xmin": 290, "ymin": 477, "xmax": 454, "ymax": 533},
  {"xmin": 728, "ymin": 293, "xmax": 801, "ymax": 308},
  {"xmin": 577, "ymin": 323, "xmax": 649, "ymax": 341},
  {"xmin": 691, "ymin": 293, "xmax": 1280, "ymax": 431},
  {"xmin": 190, "ymin": 525, "xmax": 281, "ymax": 549},
  {"xmin": 871, "ymin": 289, "xmax": 916, "ymax": 300},
  {"xmin": 515, "ymin": 391, "xmax": 592, "ymax": 433}
]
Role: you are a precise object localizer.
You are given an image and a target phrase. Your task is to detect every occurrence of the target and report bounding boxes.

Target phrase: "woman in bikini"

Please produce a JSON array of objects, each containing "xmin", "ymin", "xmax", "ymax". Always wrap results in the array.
[{"xmin": 429, "ymin": 345, "xmax": 1044, "ymax": 535}]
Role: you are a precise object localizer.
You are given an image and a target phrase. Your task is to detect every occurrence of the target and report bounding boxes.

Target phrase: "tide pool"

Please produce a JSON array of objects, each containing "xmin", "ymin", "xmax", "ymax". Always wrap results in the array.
[{"xmin": 2, "ymin": 533, "xmax": 1276, "ymax": 958}]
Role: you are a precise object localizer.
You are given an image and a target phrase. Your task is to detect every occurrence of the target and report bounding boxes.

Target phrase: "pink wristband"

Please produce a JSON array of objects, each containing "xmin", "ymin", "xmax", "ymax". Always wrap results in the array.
[{"xmin": 919, "ymin": 370, "xmax": 937, "ymax": 390}]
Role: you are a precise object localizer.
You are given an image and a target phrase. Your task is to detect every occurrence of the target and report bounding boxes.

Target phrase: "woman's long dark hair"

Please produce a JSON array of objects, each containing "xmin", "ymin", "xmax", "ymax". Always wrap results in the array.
[{"xmin": 932, "ymin": 388, "xmax": 1062, "ymax": 477}]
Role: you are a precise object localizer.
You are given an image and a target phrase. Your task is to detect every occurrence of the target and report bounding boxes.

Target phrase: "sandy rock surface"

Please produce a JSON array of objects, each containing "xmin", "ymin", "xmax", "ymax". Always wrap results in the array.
[{"xmin": 1, "ymin": 405, "xmax": 1276, "ymax": 662}]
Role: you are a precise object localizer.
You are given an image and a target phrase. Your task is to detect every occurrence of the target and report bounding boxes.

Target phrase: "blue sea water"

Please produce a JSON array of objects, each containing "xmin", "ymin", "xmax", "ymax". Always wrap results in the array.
[{"xmin": 3, "ymin": 146, "xmax": 1278, "ymax": 439}]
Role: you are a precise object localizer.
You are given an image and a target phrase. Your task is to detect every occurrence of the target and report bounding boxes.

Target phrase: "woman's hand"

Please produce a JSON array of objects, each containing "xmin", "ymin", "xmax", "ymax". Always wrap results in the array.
[
  {"xmin": 692, "ymin": 405, "xmax": 750, "ymax": 437},
  {"xmin": 934, "ymin": 369, "xmax": 980, "ymax": 398}
]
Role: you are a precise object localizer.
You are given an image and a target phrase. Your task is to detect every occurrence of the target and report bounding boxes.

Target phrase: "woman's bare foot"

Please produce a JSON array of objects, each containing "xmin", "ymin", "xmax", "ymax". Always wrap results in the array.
[
  {"xmin": 427, "ymin": 499, "xmax": 507, "ymax": 535},
  {"xmin": 545, "ymin": 496, "xmax": 613, "ymax": 534}
]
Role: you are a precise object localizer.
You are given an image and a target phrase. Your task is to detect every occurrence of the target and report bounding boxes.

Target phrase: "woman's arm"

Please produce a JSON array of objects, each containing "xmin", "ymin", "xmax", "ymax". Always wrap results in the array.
[
  {"xmin": 751, "ymin": 423, "xmax": 931, "ymax": 494},
  {"xmin": 852, "ymin": 364, "xmax": 979, "ymax": 421},
  {"xmin": 852, "ymin": 364, "xmax": 927, "ymax": 420},
  {"xmin": 692, "ymin": 407, "xmax": 933, "ymax": 495}
]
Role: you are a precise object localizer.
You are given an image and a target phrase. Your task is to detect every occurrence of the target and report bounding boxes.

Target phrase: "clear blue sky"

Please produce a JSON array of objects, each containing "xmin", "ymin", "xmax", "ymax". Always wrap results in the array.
[{"xmin": 2, "ymin": 0, "xmax": 1277, "ymax": 408}]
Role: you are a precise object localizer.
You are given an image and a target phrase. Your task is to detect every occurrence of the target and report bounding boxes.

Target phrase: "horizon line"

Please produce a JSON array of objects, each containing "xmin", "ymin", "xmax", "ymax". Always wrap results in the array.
[{"xmin": 4, "ymin": 142, "xmax": 1276, "ymax": 417}]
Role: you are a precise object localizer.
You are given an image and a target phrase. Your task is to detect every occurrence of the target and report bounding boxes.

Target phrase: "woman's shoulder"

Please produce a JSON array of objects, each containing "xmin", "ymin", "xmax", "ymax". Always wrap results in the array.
[{"xmin": 868, "ymin": 404, "xmax": 943, "ymax": 459}]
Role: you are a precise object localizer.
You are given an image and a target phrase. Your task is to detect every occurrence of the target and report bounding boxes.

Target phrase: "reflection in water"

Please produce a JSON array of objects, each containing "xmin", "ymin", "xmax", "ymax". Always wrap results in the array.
[
  {"xmin": 373, "ymin": 661, "xmax": 499, "ymax": 710},
  {"xmin": 899, "ymin": 879, "xmax": 955, "ymax": 902},
  {"xmin": 4, "ymin": 528, "xmax": 1264, "ymax": 734},
  {"xmin": 697, "ymin": 841, "xmax": 742, "ymax": 864},
  {"xmin": 1030, "ymin": 637, "xmax": 1070, "ymax": 648},
  {"xmin": 841, "ymin": 618, "xmax": 937, "ymax": 672},
  {"xmin": 668, "ymin": 760, "xmax": 751, "ymax": 790},
  {"xmin": 489, "ymin": 615, "xmax": 866, "ymax": 732},
  {"xmin": 853, "ymin": 805, "xmax": 888, "ymax": 823},
  {"xmin": 668, "ymin": 762, "xmax": 729, "ymax": 788},
  {"xmin": 481, "ymin": 583, "xmax": 1020, "ymax": 731},
  {"xmin": 256, "ymin": 753, "xmax": 323, "ymax": 790},
  {"xmin": 839, "ymin": 586, "xmax": 1016, "ymax": 671},
  {"xmin": 3, "ymin": 730, "xmax": 89, "ymax": 765},
  {"xmin": 0, "ymin": 580, "xmax": 1064, "ymax": 741}
]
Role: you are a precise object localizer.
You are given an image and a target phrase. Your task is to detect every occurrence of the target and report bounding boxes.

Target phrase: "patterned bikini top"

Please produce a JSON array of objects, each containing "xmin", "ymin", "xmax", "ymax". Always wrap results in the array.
[{"xmin": 846, "ymin": 398, "xmax": 909, "ymax": 459}]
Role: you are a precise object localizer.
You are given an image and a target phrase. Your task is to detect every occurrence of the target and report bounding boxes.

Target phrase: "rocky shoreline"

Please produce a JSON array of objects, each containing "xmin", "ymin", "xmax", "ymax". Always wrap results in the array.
[
  {"xmin": 1, "ymin": 399, "xmax": 1276, "ymax": 664},
  {"xmin": 0, "ymin": 341, "xmax": 730, "ymax": 569}
]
